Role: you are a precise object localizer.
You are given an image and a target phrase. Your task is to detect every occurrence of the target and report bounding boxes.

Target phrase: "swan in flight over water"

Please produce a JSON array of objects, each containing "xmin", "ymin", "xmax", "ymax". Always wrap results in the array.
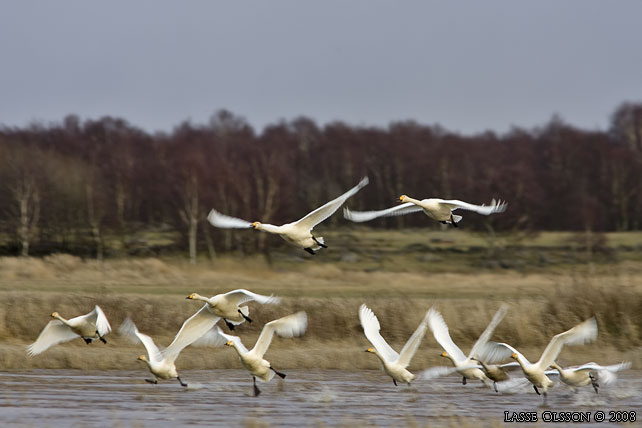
[
  {"xmin": 28, "ymin": 305, "xmax": 112, "ymax": 356},
  {"xmin": 344, "ymin": 196, "xmax": 506, "ymax": 227},
  {"xmin": 208, "ymin": 177, "xmax": 369, "ymax": 254},
  {"xmin": 549, "ymin": 361, "xmax": 631, "ymax": 393},
  {"xmin": 360, "ymin": 304, "xmax": 430, "ymax": 386}
]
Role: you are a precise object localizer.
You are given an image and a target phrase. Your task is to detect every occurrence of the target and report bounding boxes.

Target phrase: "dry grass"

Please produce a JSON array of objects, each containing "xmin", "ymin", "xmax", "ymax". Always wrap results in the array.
[{"xmin": 0, "ymin": 252, "xmax": 641, "ymax": 371}]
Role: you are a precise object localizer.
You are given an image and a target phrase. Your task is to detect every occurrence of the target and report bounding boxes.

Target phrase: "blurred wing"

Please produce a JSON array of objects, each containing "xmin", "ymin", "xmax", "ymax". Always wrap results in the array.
[
  {"xmin": 294, "ymin": 177, "xmax": 369, "ymax": 230},
  {"xmin": 162, "ymin": 305, "xmax": 220, "ymax": 362},
  {"xmin": 397, "ymin": 309, "xmax": 430, "ymax": 367},
  {"xmin": 27, "ymin": 321, "xmax": 79, "ymax": 356},
  {"xmin": 207, "ymin": 209, "xmax": 254, "ymax": 229},
  {"xmin": 495, "ymin": 377, "xmax": 532, "ymax": 394},
  {"xmin": 343, "ymin": 203, "xmax": 424, "ymax": 223},
  {"xmin": 223, "ymin": 289, "xmax": 281, "ymax": 306},
  {"xmin": 191, "ymin": 326, "xmax": 228, "ymax": 348},
  {"xmin": 216, "ymin": 326, "xmax": 248, "ymax": 354},
  {"xmin": 252, "ymin": 311, "xmax": 307, "ymax": 358},
  {"xmin": 92, "ymin": 306, "xmax": 112, "ymax": 336},
  {"xmin": 494, "ymin": 342, "xmax": 532, "ymax": 366},
  {"xmin": 477, "ymin": 341, "xmax": 515, "ymax": 364},
  {"xmin": 359, "ymin": 304, "xmax": 399, "ymax": 363},
  {"xmin": 437, "ymin": 199, "xmax": 508, "ymax": 215},
  {"xmin": 426, "ymin": 307, "xmax": 467, "ymax": 364},
  {"xmin": 468, "ymin": 304, "xmax": 508, "ymax": 359},
  {"xmin": 419, "ymin": 366, "xmax": 460, "ymax": 380},
  {"xmin": 537, "ymin": 317, "xmax": 597, "ymax": 369},
  {"xmin": 119, "ymin": 317, "xmax": 163, "ymax": 364}
]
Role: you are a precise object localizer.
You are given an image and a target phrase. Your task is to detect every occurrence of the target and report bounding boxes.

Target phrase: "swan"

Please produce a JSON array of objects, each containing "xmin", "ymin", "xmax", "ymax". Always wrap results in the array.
[
  {"xmin": 119, "ymin": 317, "xmax": 222, "ymax": 387},
  {"xmin": 549, "ymin": 361, "xmax": 631, "ymax": 393},
  {"xmin": 217, "ymin": 311, "xmax": 308, "ymax": 396},
  {"xmin": 344, "ymin": 196, "xmax": 506, "ymax": 227},
  {"xmin": 359, "ymin": 304, "xmax": 430, "ymax": 386},
  {"xmin": 27, "ymin": 305, "xmax": 112, "ymax": 356},
  {"xmin": 208, "ymin": 177, "xmax": 369, "ymax": 254},
  {"xmin": 422, "ymin": 305, "xmax": 507, "ymax": 386},
  {"xmin": 489, "ymin": 317, "xmax": 598, "ymax": 403},
  {"xmin": 469, "ymin": 357, "xmax": 519, "ymax": 392},
  {"xmin": 167, "ymin": 289, "xmax": 280, "ymax": 355}
]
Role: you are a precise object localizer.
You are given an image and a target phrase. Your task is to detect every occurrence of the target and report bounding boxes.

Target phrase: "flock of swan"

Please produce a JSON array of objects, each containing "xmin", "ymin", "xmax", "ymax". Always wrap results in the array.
[{"xmin": 26, "ymin": 177, "xmax": 630, "ymax": 401}]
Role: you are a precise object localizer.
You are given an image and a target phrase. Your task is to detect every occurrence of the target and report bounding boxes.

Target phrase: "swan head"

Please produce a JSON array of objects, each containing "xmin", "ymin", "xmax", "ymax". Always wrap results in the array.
[
  {"xmin": 440, "ymin": 351, "xmax": 449, "ymax": 358},
  {"xmin": 510, "ymin": 353, "xmax": 518, "ymax": 360},
  {"xmin": 252, "ymin": 222, "xmax": 261, "ymax": 229},
  {"xmin": 399, "ymin": 195, "xmax": 408, "ymax": 202},
  {"xmin": 186, "ymin": 293, "xmax": 197, "ymax": 300},
  {"xmin": 365, "ymin": 347, "xmax": 375, "ymax": 353},
  {"xmin": 51, "ymin": 312, "xmax": 59, "ymax": 318},
  {"xmin": 137, "ymin": 355, "xmax": 148, "ymax": 362},
  {"xmin": 225, "ymin": 341, "xmax": 234, "ymax": 347}
]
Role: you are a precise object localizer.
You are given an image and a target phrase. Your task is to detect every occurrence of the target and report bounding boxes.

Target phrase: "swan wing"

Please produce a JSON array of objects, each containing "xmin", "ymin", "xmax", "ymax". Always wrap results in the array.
[
  {"xmin": 419, "ymin": 365, "xmax": 461, "ymax": 380},
  {"xmin": 468, "ymin": 304, "xmax": 508, "ymax": 360},
  {"xmin": 222, "ymin": 289, "xmax": 281, "ymax": 306},
  {"xmin": 162, "ymin": 304, "xmax": 221, "ymax": 362},
  {"xmin": 494, "ymin": 342, "xmax": 532, "ymax": 366},
  {"xmin": 90, "ymin": 305, "xmax": 112, "ymax": 337},
  {"xmin": 536, "ymin": 317, "xmax": 597, "ymax": 369},
  {"xmin": 359, "ymin": 304, "xmax": 399, "ymax": 363},
  {"xmin": 216, "ymin": 326, "xmax": 249, "ymax": 354},
  {"xmin": 27, "ymin": 321, "xmax": 79, "ymax": 356},
  {"xmin": 426, "ymin": 307, "xmax": 467, "ymax": 364},
  {"xmin": 252, "ymin": 311, "xmax": 307, "ymax": 358},
  {"xmin": 436, "ymin": 199, "xmax": 508, "ymax": 215},
  {"xmin": 207, "ymin": 209, "xmax": 254, "ymax": 229},
  {"xmin": 343, "ymin": 203, "xmax": 424, "ymax": 223},
  {"xmin": 119, "ymin": 317, "xmax": 163, "ymax": 364},
  {"xmin": 397, "ymin": 309, "xmax": 430, "ymax": 367},
  {"xmin": 569, "ymin": 361, "xmax": 631, "ymax": 385},
  {"xmin": 294, "ymin": 177, "xmax": 369, "ymax": 230}
]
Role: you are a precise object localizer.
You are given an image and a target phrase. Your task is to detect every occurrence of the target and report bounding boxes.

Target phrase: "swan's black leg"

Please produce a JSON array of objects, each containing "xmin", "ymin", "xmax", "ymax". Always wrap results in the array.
[
  {"xmin": 177, "ymin": 376, "xmax": 188, "ymax": 387},
  {"xmin": 270, "ymin": 367, "xmax": 286, "ymax": 379},
  {"xmin": 533, "ymin": 385, "xmax": 540, "ymax": 395},
  {"xmin": 99, "ymin": 336, "xmax": 107, "ymax": 344},
  {"xmin": 83, "ymin": 337, "xmax": 92, "ymax": 345},
  {"xmin": 238, "ymin": 309, "xmax": 253, "ymax": 323},
  {"xmin": 312, "ymin": 236, "xmax": 327, "ymax": 248},
  {"xmin": 304, "ymin": 248, "xmax": 316, "ymax": 255},
  {"xmin": 462, "ymin": 376, "xmax": 467, "ymax": 385},
  {"xmin": 253, "ymin": 376, "xmax": 261, "ymax": 396},
  {"xmin": 589, "ymin": 373, "xmax": 599, "ymax": 394},
  {"xmin": 450, "ymin": 214, "xmax": 458, "ymax": 228},
  {"xmin": 494, "ymin": 381, "xmax": 498, "ymax": 393},
  {"xmin": 224, "ymin": 319, "xmax": 235, "ymax": 331},
  {"xmin": 393, "ymin": 379, "xmax": 397, "ymax": 386},
  {"xmin": 145, "ymin": 379, "xmax": 158, "ymax": 384}
]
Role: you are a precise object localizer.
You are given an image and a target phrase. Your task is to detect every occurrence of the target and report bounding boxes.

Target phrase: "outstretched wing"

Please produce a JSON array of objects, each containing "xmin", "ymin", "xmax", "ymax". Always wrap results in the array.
[
  {"xmin": 162, "ymin": 304, "xmax": 220, "ymax": 362},
  {"xmin": 207, "ymin": 209, "xmax": 254, "ymax": 229},
  {"xmin": 436, "ymin": 199, "xmax": 507, "ymax": 215},
  {"xmin": 359, "ymin": 304, "xmax": 399, "ymax": 363},
  {"xmin": 537, "ymin": 317, "xmax": 597, "ymax": 369},
  {"xmin": 119, "ymin": 317, "xmax": 163, "ymax": 364},
  {"xmin": 343, "ymin": 203, "xmax": 424, "ymax": 223},
  {"xmin": 251, "ymin": 311, "xmax": 307, "ymax": 358},
  {"xmin": 27, "ymin": 320, "xmax": 79, "ymax": 356},
  {"xmin": 293, "ymin": 177, "xmax": 369, "ymax": 230},
  {"xmin": 397, "ymin": 309, "xmax": 431, "ymax": 367},
  {"xmin": 222, "ymin": 289, "xmax": 281, "ymax": 306},
  {"xmin": 468, "ymin": 305, "xmax": 508, "ymax": 360},
  {"xmin": 91, "ymin": 305, "xmax": 112, "ymax": 337},
  {"xmin": 426, "ymin": 307, "xmax": 467, "ymax": 364}
]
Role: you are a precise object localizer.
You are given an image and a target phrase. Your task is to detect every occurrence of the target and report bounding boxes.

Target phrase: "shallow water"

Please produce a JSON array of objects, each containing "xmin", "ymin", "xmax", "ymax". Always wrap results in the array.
[{"xmin": 0, "ymin": 369, "xmax": 640, "ymax": 427}]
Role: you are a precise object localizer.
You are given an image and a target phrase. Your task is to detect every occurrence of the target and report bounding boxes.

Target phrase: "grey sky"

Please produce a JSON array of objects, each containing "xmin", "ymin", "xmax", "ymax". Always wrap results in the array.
[{"xmin": 2, "ymin": 1, "xmax": 641, "ymax": 135}]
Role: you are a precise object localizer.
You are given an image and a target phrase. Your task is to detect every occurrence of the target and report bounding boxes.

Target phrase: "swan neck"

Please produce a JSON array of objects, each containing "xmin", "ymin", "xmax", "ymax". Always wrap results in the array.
[
  {"xmin": 53, "ymin": 314, "xmax": 70, "ymax": 325},
  {"xmin": 405, "ymin": 196, "xmax": 422, "ymax": 205}
]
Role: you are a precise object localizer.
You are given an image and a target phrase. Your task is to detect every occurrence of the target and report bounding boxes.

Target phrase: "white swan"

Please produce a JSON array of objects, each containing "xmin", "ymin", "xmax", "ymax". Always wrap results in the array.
[
  {"xmin": 359, "ymin": 304, "xmax": 430, "ymax": 386},
  {"xmin": 490, "ymin": 317, "xmax": 598, "ymax": 403},
  {"xmin": 217, "ymin": 311, "xmax": 308, "ymax": 396},
  {"xmin": 208, "ymin": 177, "xmax": 369, "ymax": 254},
  {"xmin": 27, "ymin": 305, "xmax": 112, "ymax": 356},
  {"xmin": 550, "ymin": 361, "xmax": 631, "ymax": 393},
  {"xmin": 422, "ymin": 305, "xmax": 507, "ymax": 386},
  {"xmin": 344, "ymin": 196, "xmax": 506, "ymax": 226},
  {"xmin": 168, "ymin": 289, "xmax": 280, "ymax": 355},
  {"xmin": 119, "ymin": 317, "xmax": 222, "ymax": 387}
]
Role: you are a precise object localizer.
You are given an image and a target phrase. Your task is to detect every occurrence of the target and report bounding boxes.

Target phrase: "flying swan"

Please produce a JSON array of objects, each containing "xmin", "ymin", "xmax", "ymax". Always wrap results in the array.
[
  {"xmin": 208, "ymin": 177, "xmax": 369, "ymax": 254},
  {"xmin": 167, "ymin": 289, "xmax": 280, "ymax": 356},
  {"xmin": 421, "ymin": 305, "xmax": 507, "ymax": 387},
  {"xmin": 344, "ymin": 196, "xmax": 506, "ymax": 227},
  {"xmin": 27, "ymin": 305, "xmax": 112, "ymax": 356},
  {"xmin": 217, "ymin": 311, "xmax": 308, "ymax": 396},
  {"xmin": 489, "ymin": 317, "xmax": 598, "ymax": 403},
  {"xmin": 549, "ymin": 361, "xmax": 631, "ymax": 393},
  {"xmin": 360, "ymin": 304, "xmax": 430, "ymax": 386}
]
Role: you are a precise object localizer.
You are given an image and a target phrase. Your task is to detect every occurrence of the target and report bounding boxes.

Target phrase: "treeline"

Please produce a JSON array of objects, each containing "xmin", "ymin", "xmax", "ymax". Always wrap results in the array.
[{"xmin": 0, "ymin": 103, "xmax": 641, "ymax": 260}]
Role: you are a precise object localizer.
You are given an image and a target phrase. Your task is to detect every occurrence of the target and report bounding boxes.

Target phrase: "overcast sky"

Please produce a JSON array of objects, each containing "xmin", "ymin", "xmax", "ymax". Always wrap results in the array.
[{"xmin": 2, "ymin": 1, "xmax": 641, "ymax": 135}]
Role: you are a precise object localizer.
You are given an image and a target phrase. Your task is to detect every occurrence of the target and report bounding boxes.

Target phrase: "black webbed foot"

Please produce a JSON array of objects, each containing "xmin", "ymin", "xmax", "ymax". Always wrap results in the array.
[
  {"xmin": 99, "ymin": 336, "xmax": 107, "ymax": 344},
  {"xmin": 83, "ymin": 337, "xmax": 92, "ymax": 345},
  {"xmin": 238, "ymin": 309, "xmax": 253, "ymax": 323},
  {"xmin": 270, "ymin": 367, "xmax": 286, "ymax": 379},
  {"xmin": 462, "ymin": 376, "xmax": 467, "ymax": 385},
  {"xmin": 533, "ymin": 385, "xmax": 540, "ymax": 395},
  {"xmin": 224, "ymin": 319, "xmax": 235, "ymax": 331},
  {"xmin": 304, "ymin": 248, "xmax": 316, "ymax": 255},
  {"xmin": 145, "ymin": 379, "xmax": 158, "ymax": 385},
  {"xmin": 177, "ymin": 376, "xmax": 188, "ymax": 387},
  {"xmin": 312, "ymin": 236, "xmax": 327, "ymax": 248},
  {"xmin": 393, "ymin": 379, "xmax": 398, "ymax": 386}
]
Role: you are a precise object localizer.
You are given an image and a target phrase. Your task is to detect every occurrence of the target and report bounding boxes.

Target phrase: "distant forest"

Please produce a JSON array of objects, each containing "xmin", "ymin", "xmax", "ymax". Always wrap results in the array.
[{"xmin": 1, "ymin": 102, "xmax": 641, "ymax": 260}]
